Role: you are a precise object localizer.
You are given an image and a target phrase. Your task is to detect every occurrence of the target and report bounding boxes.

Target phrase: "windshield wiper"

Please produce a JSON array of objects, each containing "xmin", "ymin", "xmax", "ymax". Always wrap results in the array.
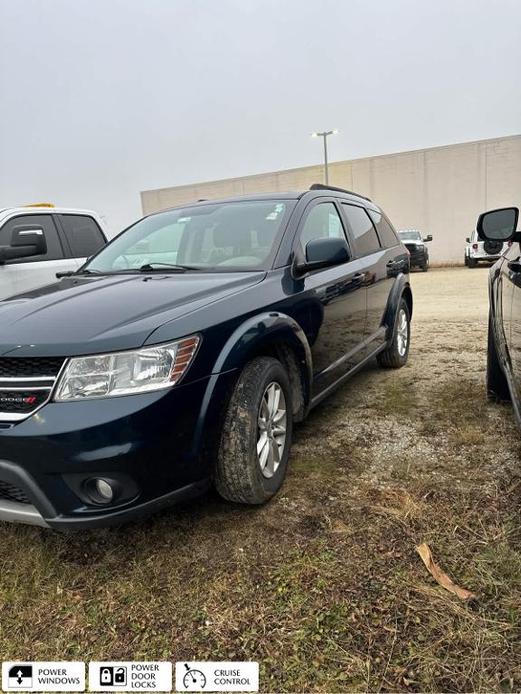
[
  {"xmin": 56, "ymin": 268, "xmax": 106, "ymax": 279},
  {"xmin": 138, "ymin": 262, "xmax": 201, "ymax": 273}
]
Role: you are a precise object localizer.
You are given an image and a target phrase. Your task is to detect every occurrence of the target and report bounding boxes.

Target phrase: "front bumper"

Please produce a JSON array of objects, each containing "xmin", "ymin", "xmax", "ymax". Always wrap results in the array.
[
  {"xmin": 405, "ymin": 247, "xmax": 427, "ymax": 267},
  {"xmin": 0, "ymin": 370, "xmax": 236, "ymax": 529}
]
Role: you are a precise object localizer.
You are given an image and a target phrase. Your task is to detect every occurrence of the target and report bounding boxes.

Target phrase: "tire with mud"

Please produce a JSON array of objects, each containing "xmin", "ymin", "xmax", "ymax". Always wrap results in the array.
[{"xmin": 215, "ymin": 357, "xmax": 293, "ymax": 504}]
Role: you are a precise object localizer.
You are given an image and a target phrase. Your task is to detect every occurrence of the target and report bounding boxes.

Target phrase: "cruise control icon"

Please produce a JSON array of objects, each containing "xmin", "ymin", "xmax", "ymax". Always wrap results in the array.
[{"xmin": 7, "ymin": 666, "xmax": 33, "ymax": 689}]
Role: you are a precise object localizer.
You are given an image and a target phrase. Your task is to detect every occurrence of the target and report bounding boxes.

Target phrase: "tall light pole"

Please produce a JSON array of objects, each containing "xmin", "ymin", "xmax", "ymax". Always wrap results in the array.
[{"xmin": 311, "ymin": 129, "xmax": 338, "ymax": 185}]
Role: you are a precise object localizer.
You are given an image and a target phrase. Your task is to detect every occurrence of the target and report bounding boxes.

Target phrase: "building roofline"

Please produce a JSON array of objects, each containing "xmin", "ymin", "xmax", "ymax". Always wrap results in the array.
[{"xmin": 141, "ymin": 132, "xmax": 521, "ymax": 197}]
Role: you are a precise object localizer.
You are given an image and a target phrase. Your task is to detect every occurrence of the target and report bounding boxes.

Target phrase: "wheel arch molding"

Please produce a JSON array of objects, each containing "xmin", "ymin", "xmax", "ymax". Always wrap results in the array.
[
  {"xmin": 213, "ymin": 311, "xmax": 313, "ymax": 418},
  {"xmin": 381, "ymin": 274, "xmax": 413, "ymax": 341}
]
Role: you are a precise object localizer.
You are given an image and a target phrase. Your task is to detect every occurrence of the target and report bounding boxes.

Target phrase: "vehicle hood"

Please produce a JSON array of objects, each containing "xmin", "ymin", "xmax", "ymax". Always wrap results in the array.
[{"xmin": 0, "ymin": 272, "xmax": 265, "ymax": 357}]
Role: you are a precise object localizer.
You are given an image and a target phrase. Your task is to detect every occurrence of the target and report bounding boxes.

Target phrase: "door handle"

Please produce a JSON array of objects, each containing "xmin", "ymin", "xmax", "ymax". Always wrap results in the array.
[{"xmin": 508, "ymin": 259, "xmax": 521, "ymax": 273}]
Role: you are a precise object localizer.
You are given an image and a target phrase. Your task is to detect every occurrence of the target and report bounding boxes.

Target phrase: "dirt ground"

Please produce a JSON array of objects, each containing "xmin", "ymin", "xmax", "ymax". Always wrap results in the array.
[{"xmin": 1, "ymin": 267, "xmax": 521, "ymax": 693}]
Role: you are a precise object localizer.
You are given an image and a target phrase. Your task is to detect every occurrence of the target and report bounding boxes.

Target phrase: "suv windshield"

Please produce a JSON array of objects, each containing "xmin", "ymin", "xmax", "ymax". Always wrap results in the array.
[
  {"xmin": 399, "ymin": 230, "xmax": 422, "ymax": 241},
  {"xmin": 86, "ymin": 200, "xmax": 294, "ymax": 273}
]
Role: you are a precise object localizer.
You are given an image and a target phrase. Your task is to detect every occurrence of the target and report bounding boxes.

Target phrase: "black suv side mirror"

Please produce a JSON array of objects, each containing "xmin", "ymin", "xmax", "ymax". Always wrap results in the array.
[
  {"xmin": 466, "ymin": 237, "xmax": 471, "ymax": 243},
  {"xmin": 423, "ymin": 234, "xmax": 433, "ymax": 242},
  {"xmin": 0, "ymin": 225, "xmax": 47, "ymax": 264},
  {"xmin": 477, "ymin": 207, "xmax": 519, "ymax": 242},
  {"xmin": 295, "ymin": 237, "xmax": 349, "ymax": 276}
]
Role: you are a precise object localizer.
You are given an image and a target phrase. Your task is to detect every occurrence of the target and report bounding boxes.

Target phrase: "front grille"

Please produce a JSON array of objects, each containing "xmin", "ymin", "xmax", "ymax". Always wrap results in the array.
[
  {"xmin": 0, "ymin": 480, "xmax": 30, "ymax": 504},
  {"xmin": 0, "ymin": 357, "xmax": 64, "ymax": 379},
  {"xmin": 0, "ymin": 357, "xmax": 65, "ymax": 421},
  {"xmin": 0, "ymin": 357, "xmax": 65, "ymax": 379}
]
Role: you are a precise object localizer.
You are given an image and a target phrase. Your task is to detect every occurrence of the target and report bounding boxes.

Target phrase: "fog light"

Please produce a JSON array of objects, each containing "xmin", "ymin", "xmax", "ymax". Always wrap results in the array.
[
  {"xmin": 85, "ymin": 477, "xmax": 115, "ymax": 505},
  {"xmin": 95, "ymin": 479, "xmax": 114, "ymax": 502}
]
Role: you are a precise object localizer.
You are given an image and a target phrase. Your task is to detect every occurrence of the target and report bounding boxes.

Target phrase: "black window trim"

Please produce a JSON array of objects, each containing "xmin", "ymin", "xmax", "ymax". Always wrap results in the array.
[
  {"xmin": 1, "ymin": 212, "xmax": 66, "ymax": 265},
  {"xmin": 339, "ymin": 201, "xmax": 383, "ymax": 258}
]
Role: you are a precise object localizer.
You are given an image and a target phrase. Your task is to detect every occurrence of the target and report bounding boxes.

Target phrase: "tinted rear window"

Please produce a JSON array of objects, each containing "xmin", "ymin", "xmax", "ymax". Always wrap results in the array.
[{"xmin": 342, "ymin": 204, "xmax": 381, "ymax": 256}]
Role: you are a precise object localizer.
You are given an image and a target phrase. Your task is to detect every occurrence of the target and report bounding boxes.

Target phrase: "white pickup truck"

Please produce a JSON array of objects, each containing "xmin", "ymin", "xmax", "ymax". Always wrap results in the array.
[{"xmin": 0, "ymin": 206, "xmax": 108, "ymax": 300}]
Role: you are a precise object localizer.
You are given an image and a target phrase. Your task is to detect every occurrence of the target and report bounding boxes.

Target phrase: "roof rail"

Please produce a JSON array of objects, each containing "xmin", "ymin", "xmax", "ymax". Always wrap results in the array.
[{"xmin": 309, "ymin": 183, "xmax": 371, "ymax": 202}]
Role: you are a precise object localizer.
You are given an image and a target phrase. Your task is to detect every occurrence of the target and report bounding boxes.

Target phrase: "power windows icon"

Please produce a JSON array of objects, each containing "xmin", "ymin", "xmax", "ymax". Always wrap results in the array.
[{"xmin": 8, "ymin": 665, "xmax": 33, "ymax": 689}]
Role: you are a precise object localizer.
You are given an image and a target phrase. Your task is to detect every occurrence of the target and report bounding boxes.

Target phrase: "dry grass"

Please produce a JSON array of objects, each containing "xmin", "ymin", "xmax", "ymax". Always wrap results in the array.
[{"xmin": 1, "ymin": 267, "xmax": 521, "ymax": 692}]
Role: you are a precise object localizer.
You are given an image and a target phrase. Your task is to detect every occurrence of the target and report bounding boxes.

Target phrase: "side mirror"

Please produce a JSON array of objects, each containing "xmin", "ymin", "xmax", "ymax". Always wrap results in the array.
[
  {"xmin": 0, "ymin": 225, "xmax": 47, "ymax": 264},
  {"xmin": 466, "ymin": 237, "xmax": 470, "ymax": 243},
  {"xmin": 295, "ymin": 237, "xmax": 349, "ymax": 276},
  {"xmin": 477, "ymin": 207, "xmax": 519, "ymax": 242},
  {"xmin": 423, "ymin": 235, "xmax": 433, "ymax": 242}
]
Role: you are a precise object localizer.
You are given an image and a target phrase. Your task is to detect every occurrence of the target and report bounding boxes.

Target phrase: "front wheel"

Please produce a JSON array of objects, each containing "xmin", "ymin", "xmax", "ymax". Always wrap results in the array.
[
  {"xmin": 215, "ymin": 357, "xmax": 293, "ymax": 504},
  {"xmin": 421, "ymin": 257, "xmax": 429, "ymax": 272},
  {"xmin": 377, "ymin": 298, "xmax": 411, "ymax": 369},
  {"xmin": 468, "ymin": 257, "xmax": 478, "ymax": 268}
]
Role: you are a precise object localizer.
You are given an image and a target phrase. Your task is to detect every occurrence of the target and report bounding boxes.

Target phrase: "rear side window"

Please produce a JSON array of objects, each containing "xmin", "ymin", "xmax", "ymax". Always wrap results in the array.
[
  {"xmin": 342, "ymin": 204, "xmax": 380, "ymax": 256},
  {"xmin": 368, "ymin": 210, "xmax": 399, "ymax": 249},
  {"xmin": 0, "ymin": 214, "xmax": 63, "ymax": 263},
  {"xmin": 59, "ymin": 215, "xmax": 106, "ymax": 258}
]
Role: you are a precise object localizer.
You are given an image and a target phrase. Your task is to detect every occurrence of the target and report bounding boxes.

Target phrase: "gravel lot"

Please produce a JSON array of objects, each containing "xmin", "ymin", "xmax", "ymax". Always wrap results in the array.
[{"xmin": 1, "ymin": 266, "xmax": 521, "ymax": 693}]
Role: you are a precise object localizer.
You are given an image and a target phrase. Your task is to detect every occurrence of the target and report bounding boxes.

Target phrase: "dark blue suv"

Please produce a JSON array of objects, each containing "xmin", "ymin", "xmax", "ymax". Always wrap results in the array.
[{"xmin": 0, "ymin": 184, "xmax": 412, "ymax": 529}]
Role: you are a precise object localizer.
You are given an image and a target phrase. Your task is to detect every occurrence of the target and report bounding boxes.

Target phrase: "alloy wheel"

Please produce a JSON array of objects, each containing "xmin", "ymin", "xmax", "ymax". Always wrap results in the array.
[
  {"xmin": 396, "ymin": 308, "xmax": 408, "ymax": 357},
  {"xmin": 257, "ymin": 382, "xmax": 287, "ymax": 478}
]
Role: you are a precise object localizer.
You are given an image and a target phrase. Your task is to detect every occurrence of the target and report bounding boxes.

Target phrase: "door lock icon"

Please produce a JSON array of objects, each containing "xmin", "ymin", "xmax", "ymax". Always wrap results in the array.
[{"xmin": 100, "ymin": 666, "xmax": 127, "ymax": 686}]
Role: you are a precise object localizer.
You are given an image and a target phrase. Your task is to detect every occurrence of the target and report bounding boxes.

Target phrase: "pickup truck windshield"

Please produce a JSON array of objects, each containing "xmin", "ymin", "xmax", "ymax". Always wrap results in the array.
[
  {"xmin": 86, "ymin": 200, "xmax": 294, "ymax": 273},
  {"xmin": 399, "ymin": 230, "xmax": 422, "ymax": 241}
]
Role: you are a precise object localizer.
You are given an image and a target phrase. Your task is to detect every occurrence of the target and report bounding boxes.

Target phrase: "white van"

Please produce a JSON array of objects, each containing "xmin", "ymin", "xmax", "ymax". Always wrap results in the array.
[{"xmin": 0, "ymin": 206, "xmax": 108, "ymax": 300}]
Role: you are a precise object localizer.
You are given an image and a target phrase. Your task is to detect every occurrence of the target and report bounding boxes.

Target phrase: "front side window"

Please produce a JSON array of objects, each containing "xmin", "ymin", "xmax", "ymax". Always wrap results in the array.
[
  {"xmin": 299, "ymin": 202, "xmax": 345, "ymax": 255},
  {"xmin": 0, "ymin": 214, "xmax": 63, "ymax": 263},
  {"xmin": 86, "ymin": 200, "xmax": 293, "ymax": 273},
  {"xmin": 342, "ymin": 204, "xmax": 380, "ymax": 256}
]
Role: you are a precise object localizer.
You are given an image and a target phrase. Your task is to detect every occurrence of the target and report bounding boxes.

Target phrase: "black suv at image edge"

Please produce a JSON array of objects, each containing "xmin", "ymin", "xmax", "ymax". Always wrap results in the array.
[
  {"xmin": 0, "ymin": 184, "xmax": 412, "ymax": 529},
  {"xmin": 478, "ymin": 206, "xmax": 521, "ymax": 422}
]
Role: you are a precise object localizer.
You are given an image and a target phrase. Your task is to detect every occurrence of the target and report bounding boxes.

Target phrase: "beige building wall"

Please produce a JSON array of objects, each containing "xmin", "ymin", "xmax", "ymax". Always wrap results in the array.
[{"xmin": 141, "ymin": 134, "xmax": 521, "ymax": 264}]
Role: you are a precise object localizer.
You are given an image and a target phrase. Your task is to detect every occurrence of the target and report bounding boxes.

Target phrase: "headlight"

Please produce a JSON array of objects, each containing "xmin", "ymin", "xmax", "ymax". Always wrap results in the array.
[{"xmin": 54, "ymin": 335, "xmax": 200, "ymax": 401}]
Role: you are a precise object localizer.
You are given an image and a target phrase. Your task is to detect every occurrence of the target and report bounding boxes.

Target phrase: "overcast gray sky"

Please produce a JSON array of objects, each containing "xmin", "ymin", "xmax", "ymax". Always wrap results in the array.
[{"xmin": 1, "ymin": 0, "xmax": 520, "ymax": 234}]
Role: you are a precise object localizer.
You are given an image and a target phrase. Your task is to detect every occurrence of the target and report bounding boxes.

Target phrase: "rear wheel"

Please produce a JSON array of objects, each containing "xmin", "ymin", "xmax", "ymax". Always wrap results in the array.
[
  {"xmin": 216, "ymin": 357, "xmax": 293, "ymax": 504},
  {"xmin": 487, "ymin": 314, "xmax": 510, "ymax": 402},
  {"xmin": 377, "ymin": 298, "xmax": 410, "ymax": 369}
]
